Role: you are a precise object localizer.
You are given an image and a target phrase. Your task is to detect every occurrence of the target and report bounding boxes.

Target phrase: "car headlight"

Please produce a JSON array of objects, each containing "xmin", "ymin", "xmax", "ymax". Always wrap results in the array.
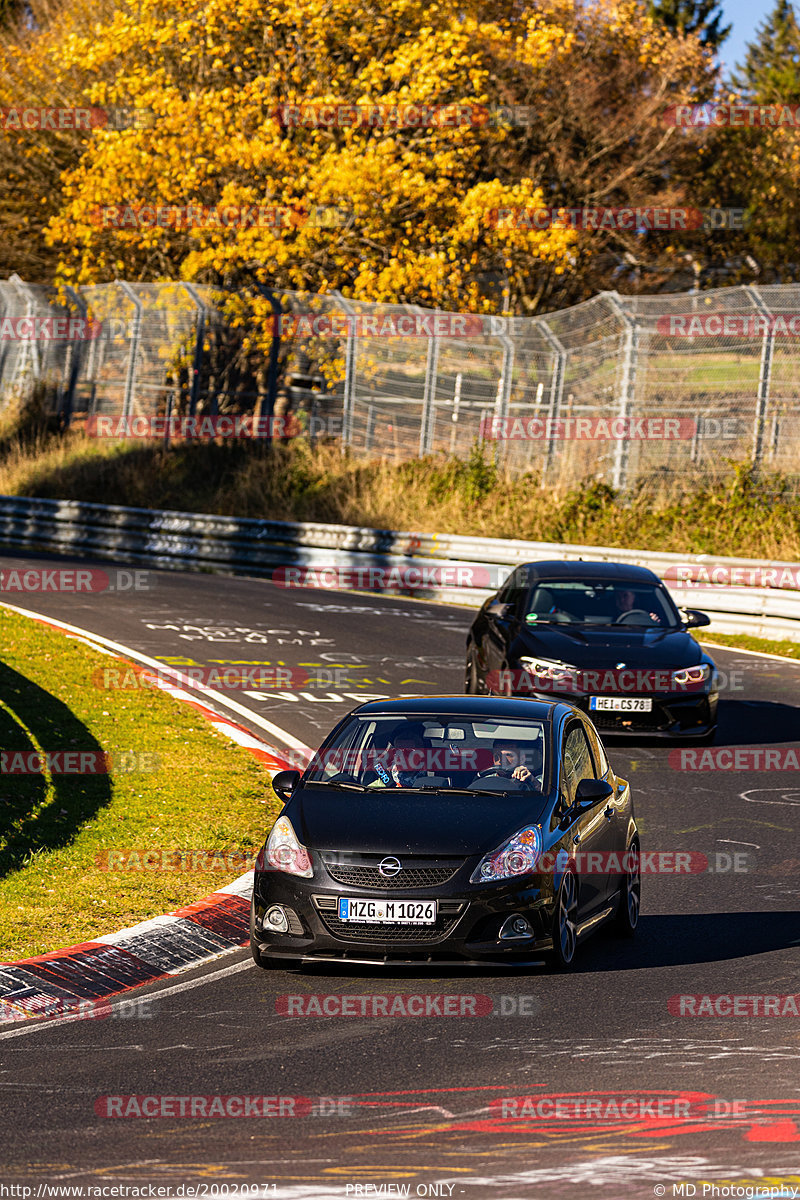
[
  {"xmin": 671, "ymin": 663, "xmax": 711, "ymax": 688},
  {"xmin": 471, "ymin": 825, "xmax": 543, "ymax": 884},
  {"xmin": 518, "ymin": 656, "xmax": 577, "ymax": 685},
  {"xmin": 258, "ymin": 816, "xmax": 313, "ymax": 878}
]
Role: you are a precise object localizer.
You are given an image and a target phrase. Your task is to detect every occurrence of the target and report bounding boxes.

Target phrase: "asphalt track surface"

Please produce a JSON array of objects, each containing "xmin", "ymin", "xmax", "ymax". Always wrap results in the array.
[{"xmin": 1, "ymin": 552, "xmax": 799, "ymax": 1200}]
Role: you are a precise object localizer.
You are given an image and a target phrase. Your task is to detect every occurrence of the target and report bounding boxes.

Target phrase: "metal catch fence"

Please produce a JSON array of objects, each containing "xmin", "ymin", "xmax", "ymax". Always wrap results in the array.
[{"xmin": 2, "ymin": 276, "xmax": 800, "ymax": 491}]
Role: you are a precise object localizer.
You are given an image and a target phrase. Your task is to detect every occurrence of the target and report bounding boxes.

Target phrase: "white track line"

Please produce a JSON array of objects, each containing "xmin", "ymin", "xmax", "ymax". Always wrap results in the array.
[{"xmin": 0, "ymin": 601, "xmax": 312, "ymax": 754}]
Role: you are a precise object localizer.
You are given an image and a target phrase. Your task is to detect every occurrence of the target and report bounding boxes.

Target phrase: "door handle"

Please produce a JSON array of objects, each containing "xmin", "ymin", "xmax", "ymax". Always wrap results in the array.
[
  {"xmin": 572, "ymin": 833, "xmax": 582, "ymax": 845},
  {"xmin": 604, "ymin": 806, "xmax": 614, "ymax": 820}
]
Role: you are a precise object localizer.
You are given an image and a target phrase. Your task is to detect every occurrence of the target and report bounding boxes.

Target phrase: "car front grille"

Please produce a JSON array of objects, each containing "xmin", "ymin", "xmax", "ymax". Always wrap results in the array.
[
  {"xmin": 324, "ymin": 864, "xmax": 460, "ymax": 889},
  {"xmin": 320, "ymin": 854, "xmax": 463, "ymax": 890}
]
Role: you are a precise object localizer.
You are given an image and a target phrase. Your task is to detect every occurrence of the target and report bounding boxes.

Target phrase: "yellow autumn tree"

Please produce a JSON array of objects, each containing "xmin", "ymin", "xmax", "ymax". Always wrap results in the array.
[{"xmin": 1, "ymin": 0, "xmax": 712, "ymax": 311}]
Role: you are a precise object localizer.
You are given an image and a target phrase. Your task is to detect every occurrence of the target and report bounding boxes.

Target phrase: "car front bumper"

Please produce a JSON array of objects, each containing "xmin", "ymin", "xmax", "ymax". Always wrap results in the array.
[{"xmin": 250, "ymin": 870, "xmax": 561, "ymax": 965}]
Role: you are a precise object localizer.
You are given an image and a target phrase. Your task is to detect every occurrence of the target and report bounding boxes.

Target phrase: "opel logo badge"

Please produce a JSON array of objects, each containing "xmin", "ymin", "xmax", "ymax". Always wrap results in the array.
[{"xmin": 378, "ymin": 856, "xmax": 402, "ymax": 877}]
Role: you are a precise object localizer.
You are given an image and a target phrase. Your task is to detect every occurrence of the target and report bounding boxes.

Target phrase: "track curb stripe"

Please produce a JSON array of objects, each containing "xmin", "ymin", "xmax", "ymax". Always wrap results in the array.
[{"xmin": 0, "ymin": 605, "xmax": 300, "ymax": 1024}]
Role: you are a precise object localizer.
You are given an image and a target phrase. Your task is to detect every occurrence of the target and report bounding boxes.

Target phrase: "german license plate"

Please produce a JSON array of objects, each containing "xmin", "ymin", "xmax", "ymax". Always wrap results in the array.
[
  {"xmin": 338, "ymin": 898, "xmax": 437, "ymax": 924},
  {"xmin": 589, "ymin": 697, "xmax": 653, "ymax": 712}
]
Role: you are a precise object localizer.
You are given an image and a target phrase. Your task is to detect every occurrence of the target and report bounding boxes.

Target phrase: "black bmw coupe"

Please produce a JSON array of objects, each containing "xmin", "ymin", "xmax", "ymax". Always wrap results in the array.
[
  {"xmin": 250, "ymin": 696, "xmax": 639, "ymax": 970},
  {"xmin": 466, "ymin": 560, "xmax": 718, "ymax": 740}
]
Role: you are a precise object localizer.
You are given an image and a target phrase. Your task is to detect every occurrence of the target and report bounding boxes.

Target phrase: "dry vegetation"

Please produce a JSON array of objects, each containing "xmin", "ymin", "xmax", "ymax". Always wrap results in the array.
[{"xmin": 0, "ymin": 426, "xmax": 798, "ymax": 560}]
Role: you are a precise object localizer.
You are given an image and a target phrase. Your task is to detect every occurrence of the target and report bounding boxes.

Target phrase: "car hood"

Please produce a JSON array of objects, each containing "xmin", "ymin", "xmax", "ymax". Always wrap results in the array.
[
  {"xmin": 289, "ymin": 787, "xmax": 551, "ymax": 856},
  {"xmin": 512, "ymin": 624, "xmax": 704, "ymax": 669}
]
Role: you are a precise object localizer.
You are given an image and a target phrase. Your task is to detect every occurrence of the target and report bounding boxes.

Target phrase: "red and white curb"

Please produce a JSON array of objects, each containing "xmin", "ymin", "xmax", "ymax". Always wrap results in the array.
[{"xmin": 0, "ymin": 602, "xmax": 311, "ymax": 1023}]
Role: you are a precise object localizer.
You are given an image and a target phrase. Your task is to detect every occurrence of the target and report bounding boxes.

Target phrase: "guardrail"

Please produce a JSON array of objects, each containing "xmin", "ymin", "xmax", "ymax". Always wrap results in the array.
[{"xmin": 0, "ymin": 493, "xmax": 798, "ymax": 642}]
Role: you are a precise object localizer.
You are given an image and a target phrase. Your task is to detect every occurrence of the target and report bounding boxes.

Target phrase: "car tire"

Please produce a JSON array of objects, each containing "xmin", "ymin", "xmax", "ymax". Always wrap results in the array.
[
  {"xmin": 550, "ymin": 869, "xmax": 579, "ymax": 968},
  {"xmin": 465, "ymin": 647, "xmax": 480, "ymax": 694},
  {"xmin": 613, "ymin": 840, "xmax": 641, "ymax": 937}
]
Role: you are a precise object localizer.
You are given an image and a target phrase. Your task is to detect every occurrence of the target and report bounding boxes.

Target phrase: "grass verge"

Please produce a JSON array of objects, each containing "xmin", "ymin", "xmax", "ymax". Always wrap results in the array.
[
  {"xmin": 699, "ymin": 631, "xmax": 800, "ymax": 661},
  {"xmin": 0, "ymin": 606, "xmax": 280, "ymax": 961}
]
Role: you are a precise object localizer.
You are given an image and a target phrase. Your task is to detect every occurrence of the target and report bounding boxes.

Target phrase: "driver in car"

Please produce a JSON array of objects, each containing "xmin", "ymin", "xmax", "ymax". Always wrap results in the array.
[
  {"xmin": 490, "ymin": 738, "xmax": 539, "ymax": 784},
  {"xmin": 614, "ymin": 587, "xmax": 661, "ymax": 624}
]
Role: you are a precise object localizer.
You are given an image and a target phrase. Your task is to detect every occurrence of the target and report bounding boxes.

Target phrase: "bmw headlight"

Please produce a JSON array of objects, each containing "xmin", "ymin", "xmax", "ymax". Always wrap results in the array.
[
  {"xmin": 471, "ymin": 825, "xmax": 543, "ymax": 884},
  {"xmin": 671, "ymin": 663, "xmax": 711, "ymax": 689},
  {"xmin": 518, "ymin": 656, "xmax": 577, "ymax": 685}
]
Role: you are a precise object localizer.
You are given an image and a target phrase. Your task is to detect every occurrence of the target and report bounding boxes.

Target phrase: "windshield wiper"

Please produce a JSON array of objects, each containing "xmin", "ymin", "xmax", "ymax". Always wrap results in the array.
[
  {"xmin": 312, "ymin": 779, "xmax": 367, "ymax": 792},
  {"xmin": 462, "ymin": 787, "xmax": 520, "ymax": 797}
]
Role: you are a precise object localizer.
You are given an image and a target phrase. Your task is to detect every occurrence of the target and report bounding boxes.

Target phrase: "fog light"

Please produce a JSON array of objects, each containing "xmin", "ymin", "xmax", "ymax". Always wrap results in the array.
[
  {"xmin": 264, "ymin": 905, "xmax": 290, "ymax": 933},
  {"xmin": 499, "ymin": 913, "xmax": 534, "ymax": 940}
]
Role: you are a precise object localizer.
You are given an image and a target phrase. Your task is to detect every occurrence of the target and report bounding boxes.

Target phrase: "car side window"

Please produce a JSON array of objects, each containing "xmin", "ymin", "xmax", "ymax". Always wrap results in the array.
[
  {"xmin": 583, "ymin": 720, "xmax": 609, "ymax": 777},
  {"xmin": 560, "ymin": 723, "xmax": 595, "ymax": 809},
  {"xmin": 496, "ymin": 568, "xmax": 529, "ymax": 614}
]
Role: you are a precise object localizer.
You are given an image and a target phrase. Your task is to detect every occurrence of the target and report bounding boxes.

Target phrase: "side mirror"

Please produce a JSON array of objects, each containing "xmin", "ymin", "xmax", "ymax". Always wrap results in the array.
[
  {"xmin": 575, "ymin": 777, "xmax": 614, "ymax": 806},
  {"xmin": 683, "ymin": 609, "xmax": 711, "ymax": 629},
  {"xmin": 487, "ymin": 600, "xmax": 513, "ymax": 619},
  {"xmin": 271, "ymin": 769, "xmax": 300, "ymax": 802}
]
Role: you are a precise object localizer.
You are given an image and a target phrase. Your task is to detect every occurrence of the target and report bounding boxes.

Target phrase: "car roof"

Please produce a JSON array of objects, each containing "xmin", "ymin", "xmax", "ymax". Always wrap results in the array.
[
  {"xmin": 349, "ymin": 695, "xmax": 571, "ymax": 724},
  {"xmin": 513, "ymin": 560, "xmax": 661, "ymax": 585}
]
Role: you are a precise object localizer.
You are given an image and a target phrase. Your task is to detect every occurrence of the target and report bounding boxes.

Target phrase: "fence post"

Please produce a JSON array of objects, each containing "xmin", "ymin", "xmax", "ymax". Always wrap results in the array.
[
  {"xmin": 332, "ymin": 291, "xmax": 356, "ymax": 451},
  {"xmin": 419, "ymin": 326, "xmax": 441, "ymax": 457},
  {"xmin": 537, "ymin": 317, "xmax": 566, "ymax": 485},
  {"xmin": 490, "ymin": 328, "xmax": 514, "ymax": 462},
  {"xmin": 746, "ymin": 285, "xmax": 774, "ymax": 471},
  {"xmin": 181, "ymin": 283, "xmax": 207, "ymax": 420},
  {"xmin": 59, "ymin": 285, "xmax": 88, "ymax": 427},
  {"xmin": 8, "ymin": 275, "xmax": 38, "ymax": 397},
  {"xmin": 118, "ymin": 282, "xmax": 143, "ymax": 420},
  {"xmin": 605, "ymin": 293, "xmax": 639, "ymax": 492}
]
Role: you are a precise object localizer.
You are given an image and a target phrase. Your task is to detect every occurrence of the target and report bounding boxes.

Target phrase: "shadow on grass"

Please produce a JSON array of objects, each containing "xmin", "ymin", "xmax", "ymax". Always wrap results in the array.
[{"xmin": 0, "ymin": 660, "xmax": 111, "ymax": 879}]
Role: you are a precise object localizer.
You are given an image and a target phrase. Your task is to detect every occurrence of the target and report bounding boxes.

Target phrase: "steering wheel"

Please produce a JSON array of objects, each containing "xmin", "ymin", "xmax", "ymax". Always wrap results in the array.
[
  {"xmin": 476, "ymin": 767, "xmax": 512, "ymax": 779},
  {"xmin": 614, "ymin": 609, "xmax": 657, "ymax": 625},
  {"xmin": 328, "ymin": 772, "xmax": 361, "ymax": 784}
]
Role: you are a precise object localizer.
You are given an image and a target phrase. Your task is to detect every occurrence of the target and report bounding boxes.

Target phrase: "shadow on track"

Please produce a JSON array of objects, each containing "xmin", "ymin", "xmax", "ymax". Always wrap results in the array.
[
  {"xmin": 268, "ymin": 910, "xmax": 800, "ymax": 981},
  {"xmin": 0, "ymin": 660, "xmax": 112, "ymax": 879}
]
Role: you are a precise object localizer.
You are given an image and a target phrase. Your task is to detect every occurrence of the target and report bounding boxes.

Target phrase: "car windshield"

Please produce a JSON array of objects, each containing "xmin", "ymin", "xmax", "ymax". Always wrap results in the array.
[
  {"xmin": 304, "ymin": 715, "xmax": 548, "ymax": 794},
  {"xmin": 524, "ymin": 580, "xmax": 679, "ymax": 628}
]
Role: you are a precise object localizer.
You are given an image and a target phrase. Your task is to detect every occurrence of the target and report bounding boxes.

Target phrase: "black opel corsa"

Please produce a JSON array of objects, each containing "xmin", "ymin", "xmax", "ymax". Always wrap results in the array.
[
  {"xmin": 466, "ymin": 561, "xmax": 718, "ymax": 740},
  {"xmin": 250, "ymin": 696, "xmax": 639, "ymax": 969}
]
